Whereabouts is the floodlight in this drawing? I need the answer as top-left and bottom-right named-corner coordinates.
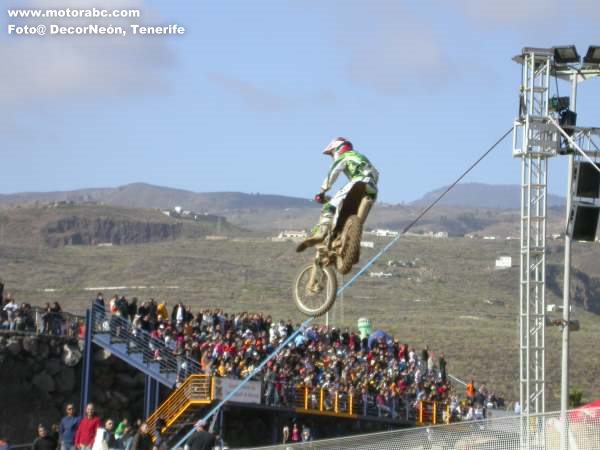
top-left (553, 45), bottom-right (580, 64)
top-left (583, 46), bottom-right (600, 64)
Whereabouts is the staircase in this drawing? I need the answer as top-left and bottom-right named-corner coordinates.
top-left (146, 374), bottom-right (213, 441)
top-left (89, 303), bottom-right (202, 388)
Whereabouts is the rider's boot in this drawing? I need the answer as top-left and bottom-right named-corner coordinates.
top-left (296, 224), bottom-right (327, 253)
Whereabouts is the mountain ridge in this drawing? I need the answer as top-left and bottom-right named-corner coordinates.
top-left (0, 182), bottom-right (566, 212)
top-left (0, 182), bottom-right (315, 212)
top-left (411, 182), bottom-right (565, 209)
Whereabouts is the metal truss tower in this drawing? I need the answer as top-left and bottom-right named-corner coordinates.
top-left (512, 48), bottom-right (557, 419)
top-left (513, 46), bottom-right (600, 449)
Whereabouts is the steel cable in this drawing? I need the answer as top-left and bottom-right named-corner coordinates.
top-left (173, 126), bottom-right (513, 448)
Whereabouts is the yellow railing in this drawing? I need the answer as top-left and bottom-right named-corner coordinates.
top-left (417, 400), bottom-right (448, 425)
top-left (148, 375), bottom-right (442, 437)
top-left (295, 386), bottom-right (355, 417)
top-left (147, 374), bottom-right (212, 436)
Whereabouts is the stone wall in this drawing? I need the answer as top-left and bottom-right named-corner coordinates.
top-left (0, 334), bottom-right (145, 443)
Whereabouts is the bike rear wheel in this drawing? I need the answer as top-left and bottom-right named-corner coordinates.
top-left (293, 263), bottom-right (337, 317)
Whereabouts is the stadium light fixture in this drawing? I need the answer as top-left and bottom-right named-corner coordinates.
top-left (583, 46), bottom-right (600, 64)
top-left (553, 45), bottom-right (580, 64)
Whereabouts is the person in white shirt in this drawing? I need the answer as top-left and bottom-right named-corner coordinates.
top-left (3, 298), bottom-right (18, 331)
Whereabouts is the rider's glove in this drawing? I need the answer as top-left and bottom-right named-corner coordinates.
top-left (314, 193), bottom-right (326, 204)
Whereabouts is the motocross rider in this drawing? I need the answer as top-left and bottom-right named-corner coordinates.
top-left (296, 137), bottom-right (379, 252)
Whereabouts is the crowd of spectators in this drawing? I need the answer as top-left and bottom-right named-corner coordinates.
top-left (281, 421), bottom-right (312, 444)
top-left (29, 403), bottom-right (169, 450)
top-left (1, 285), bottom-right (77, 336)
top-left (93, 293), bottom-right (454, 420)
top-left (446, 379), bottom-right (506, 422)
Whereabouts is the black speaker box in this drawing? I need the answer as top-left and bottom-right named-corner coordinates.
top-left (567, 202), bottom-right (600, 241)
top-left (573, 161), bottom-right (600, 199)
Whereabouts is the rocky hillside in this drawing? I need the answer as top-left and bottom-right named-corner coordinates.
top-left (0, 204), bottom-right (238, 248)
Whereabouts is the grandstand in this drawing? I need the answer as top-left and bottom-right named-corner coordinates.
top-left (83, 302), bottom-right (464, 446)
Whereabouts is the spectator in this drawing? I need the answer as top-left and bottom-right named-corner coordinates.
top-left (301, 425), bottom-right (312, 442)
top-left (0, 437), bottom-right (8, 450)
top-left (59, 403), bottom-right (80, 450)
top-left (116, 296), bottom-right (129, 319)
top-left (128, 298), bottom-right (138, 322)
top-left (33, 424), bottom-right (57, 450)
top-left (50, 302), bottom-right (63, 335)
top-left (114, 418), bottom-right (128, 440)
top-left (466, 379), bottom-right (476, 405)
top-left (291, 424), bottom-right (300, 442)
top-left (438, 353), bottom-right (447, 381)
top-left (171, 302), bottom-right (186, 325)
top-left (75, 403), bottom-right (101, 450)
top-left (41, 303), bottom-right (52, 334)
top-left (94, 419), bottom-right (118, 450)
top-left (108, 295), bottom-right (118, 314)
top-left (3, 297), bottom-right (18, 331)
top-left (118, 426), bottom-right (135, 450)
top-left (130, 423), bottom-right (152, 450)
top-left (94, 293), bottom-right (105, 311)
top-left (185, 420), bottom-right (215, 450)
top-left (282, 423), bottom-right (289, 444)
top-left (153, 419), bottom-right (168, 450)
top-left (156, 302), bottom-right (168, 322)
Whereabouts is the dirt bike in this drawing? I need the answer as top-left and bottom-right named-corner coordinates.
top-left (293, 182), bottom-right (374, 317)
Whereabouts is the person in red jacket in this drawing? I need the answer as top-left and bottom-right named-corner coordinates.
top-left (74, 403), bottom-right (101, 450)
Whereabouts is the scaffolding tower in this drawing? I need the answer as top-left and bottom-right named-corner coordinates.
top-left (513, 48), bottom-right (557, 419)
top-left (513, 47), bottom-right (600, 450)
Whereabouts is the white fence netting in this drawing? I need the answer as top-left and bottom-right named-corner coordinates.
top-left (238, 407), bottom-right (600, 450)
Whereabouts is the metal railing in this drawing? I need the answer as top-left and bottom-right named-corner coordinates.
top-left (264, 382), bottom-right (418, 423)
top-left (90, 303), bottom-right (203, 382)
top-left (416, 400), bottom-right (448, 425)
top-left (146, 374), bottom-right (213, 437)
top-left (0, 306), bottom-right (82, 337)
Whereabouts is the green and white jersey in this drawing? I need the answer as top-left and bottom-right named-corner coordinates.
top-left (320, 150), bottom-right (379, 193)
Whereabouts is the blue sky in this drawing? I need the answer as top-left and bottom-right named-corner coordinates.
top-left (2, 0), bottom-right (600, 203)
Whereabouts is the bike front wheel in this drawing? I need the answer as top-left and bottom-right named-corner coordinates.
top-left (293, 263), bottom-right (338, 317)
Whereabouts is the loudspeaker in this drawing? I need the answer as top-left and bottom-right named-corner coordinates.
top-left (559, 109), bottom-right (577, 136)
top-left (567, 202), bottom-right (600, 241)
top-left (573, 161), bottom-right (600, 199)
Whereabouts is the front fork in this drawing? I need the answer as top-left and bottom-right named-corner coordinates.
top-left (306, 261), bottom-right (321, 293)
top-left (307, 229), bottom-right (333, 292)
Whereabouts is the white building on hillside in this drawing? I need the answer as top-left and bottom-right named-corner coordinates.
top-left (369, 271), bottom-right (393, 278)
top-left (495, 256), bottom-right (512, 269)
top-left (373, 229), bottom-right (399, 237)
top-left (273, 230), bottom-right (308, 242)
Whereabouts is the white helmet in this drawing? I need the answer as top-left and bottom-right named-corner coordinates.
top-left (322, 137), bottom-right (353, 159)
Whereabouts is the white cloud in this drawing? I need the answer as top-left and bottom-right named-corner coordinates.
top-left (0, 0), bottom-right (175, 109)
